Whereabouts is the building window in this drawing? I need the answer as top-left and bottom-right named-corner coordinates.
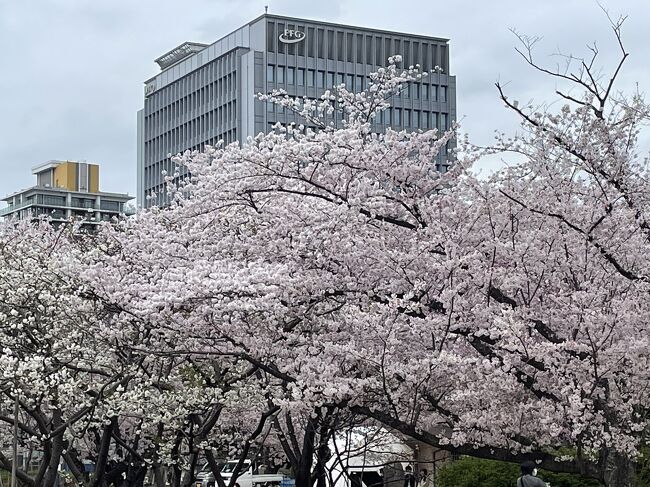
top-left (287, 24), bottom-right (296, 55)
top-left (385, 38), bottom-right (392, 63)
top-left (422, 112), bottom-right (428, 129)
top-left (337, 31), bottom-right (344, 62)
top-left (415, 83), bottom-right (420, 99)
top-left (347, 33), bottom-right (354, 63)
top-left (327, 71), bottom-right (335, 87)
top-left (346, 74), bottom-right (354, 88)
top-left (394, 108), bottom-right (401, 125)
top-left (376, 36), bottom-right (383, 66)
top-left (414, 42), bottom-right (420, 68)
top-left (297, 68), bottom-right (305, 86)
top-left (404, 41), bottom-right (410, 67)
top-left (440, 45), bottom-right (447, 72)
top-left (277, 66), bottom-right (285, 84)
top-left (327, 30), bottom-right (334, 60)
top-left (432, 85), bottom-right (438, 101)
top-left (278, 23), bottom-right (285, 54)
top-left (307, 27), bottom-right (315, 57)
top-left (297, 26), bottom-right (305, 56)
top-left (355, 75), bottom-right (363, 92)
top-left (307, 69), bottom-right (315, 87)
top-left (423, 84), bottom-right (429, 101)
top-left (318, 29), bottom-right (325, 58)
top-left (338, 73), bottom-right (345, 86)
top-left (366, 36), bottom-right (373, 65)
top-left (42, 195), bottom-right (66, 205)
top-left (317, 70), bottom-right (325, 88)
top-left (267, 22), bottom-right (275, 53)
top-left (414, 110), bottom-right (420, 127)
top-left (431, 112), bottom-right (438, 130)
top-left (101, 201), bottom-right (120, 211)
top-left (404, 109), bottom-right (411, 126)
top-left (356, 34), bottom-right (363, 63)
top-left (440, 86), bottom-right (447, 103)
top-left (440, 113), bottom-right (448, 130)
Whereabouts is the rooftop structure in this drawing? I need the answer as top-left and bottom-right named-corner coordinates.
top-left (155, 42), bottom-right (210, 70)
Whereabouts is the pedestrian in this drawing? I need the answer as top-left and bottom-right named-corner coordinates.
top-left (418, 468), bottom-right (429, 487)
top-left (403, 465), bottom-right (416, 487)
top-left (517, 461), bottom-right (548, 487)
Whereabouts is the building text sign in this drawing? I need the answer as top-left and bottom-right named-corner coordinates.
top-left (279, 29), bottom-right (305, 44)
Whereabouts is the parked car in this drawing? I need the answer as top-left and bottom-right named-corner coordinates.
top-left (195, 460), bottom-right (290, 487)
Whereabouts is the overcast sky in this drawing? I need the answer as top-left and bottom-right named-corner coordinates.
top-left (1, 0), bottom-right (648, 202)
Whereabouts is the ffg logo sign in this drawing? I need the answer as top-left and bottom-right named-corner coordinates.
top-left (279, 29), bottom-right (305, 44)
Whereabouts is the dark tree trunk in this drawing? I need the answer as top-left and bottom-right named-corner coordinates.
top-left (169, 433), bottom-right (183, 487)
top-left (42, 410), bottom-right (65, 487)
top-left (92, 417), bottom-right (116, 487)
top-left (122, 464), bottom-right (147, 487)
top-left (314, 420), bottom-right (331, 487)
top-left (205, 450), bottom-right (225, 487)
top-left (153, 465), bottom-right (168, 487)
top-left (294, 419), bottom-right (316, 487)
top-left (181, 449), bottom-right (199, 487)
top-left (602, 449), bottom-right (635, 487)
top-left (105, 462), bottom-right (128, 486)
top-left (63, 450), bottom-right (86, 486)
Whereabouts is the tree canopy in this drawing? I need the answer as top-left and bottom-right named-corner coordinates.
top-left (1, 21), bottom-right (649, 487)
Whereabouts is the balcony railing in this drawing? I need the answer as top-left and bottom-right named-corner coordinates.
top-left (0, 201), bottom-right (33, 216)
top-left (2, 199), bottom-right (131, 218)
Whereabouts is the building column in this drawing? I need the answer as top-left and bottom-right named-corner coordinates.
top-left (95, 195), bottom-right (101, 222)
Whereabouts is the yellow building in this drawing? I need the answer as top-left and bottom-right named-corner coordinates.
top-left (1, 160), bottom-right (133, 225)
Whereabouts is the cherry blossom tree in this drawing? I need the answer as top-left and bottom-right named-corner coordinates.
top-left (0, 221), bottom-right (129, 486)
top-left (86, 55), bottom-right (457, 486)
top-left (85, 18), bottom-right (650, 485)
top-left (4, 17), bottom-right (645, 487)
top-left (0, 222), bottom-right (287, 487)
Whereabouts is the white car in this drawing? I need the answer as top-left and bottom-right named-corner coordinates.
top-left (195, 460), bottom-right (288, 487)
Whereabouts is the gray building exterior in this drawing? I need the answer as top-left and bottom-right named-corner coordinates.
top-left (137, 14), bottom-right (456, 208)
top-left (1, 160), bottom-right (133, 226)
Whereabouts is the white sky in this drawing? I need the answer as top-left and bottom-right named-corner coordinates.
top-left (0, 0), bottom-right (648, 201)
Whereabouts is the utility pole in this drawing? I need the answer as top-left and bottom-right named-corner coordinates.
top-left (11, 391), bottom-right (18, 487)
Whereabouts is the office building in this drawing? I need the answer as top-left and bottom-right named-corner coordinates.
top-left (1, 160), bottom-right (134, 225)
top-left (138, 14), bottom-right (457, 207)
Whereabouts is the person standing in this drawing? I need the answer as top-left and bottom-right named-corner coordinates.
top-left (517, 461), bottom-right (548, 487)
top-left (403, 466), bottom-right (416, 487)
top-left (417, 468), bottom-right (430, 487)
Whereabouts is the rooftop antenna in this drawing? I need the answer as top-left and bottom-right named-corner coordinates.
top-left (265, 5), bottom-right (268, 13)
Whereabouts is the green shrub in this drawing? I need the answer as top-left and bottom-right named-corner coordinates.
top-left (637, 447), bottom-right (650, 487)
top-left (435, 457), bottom-right (602, 487)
